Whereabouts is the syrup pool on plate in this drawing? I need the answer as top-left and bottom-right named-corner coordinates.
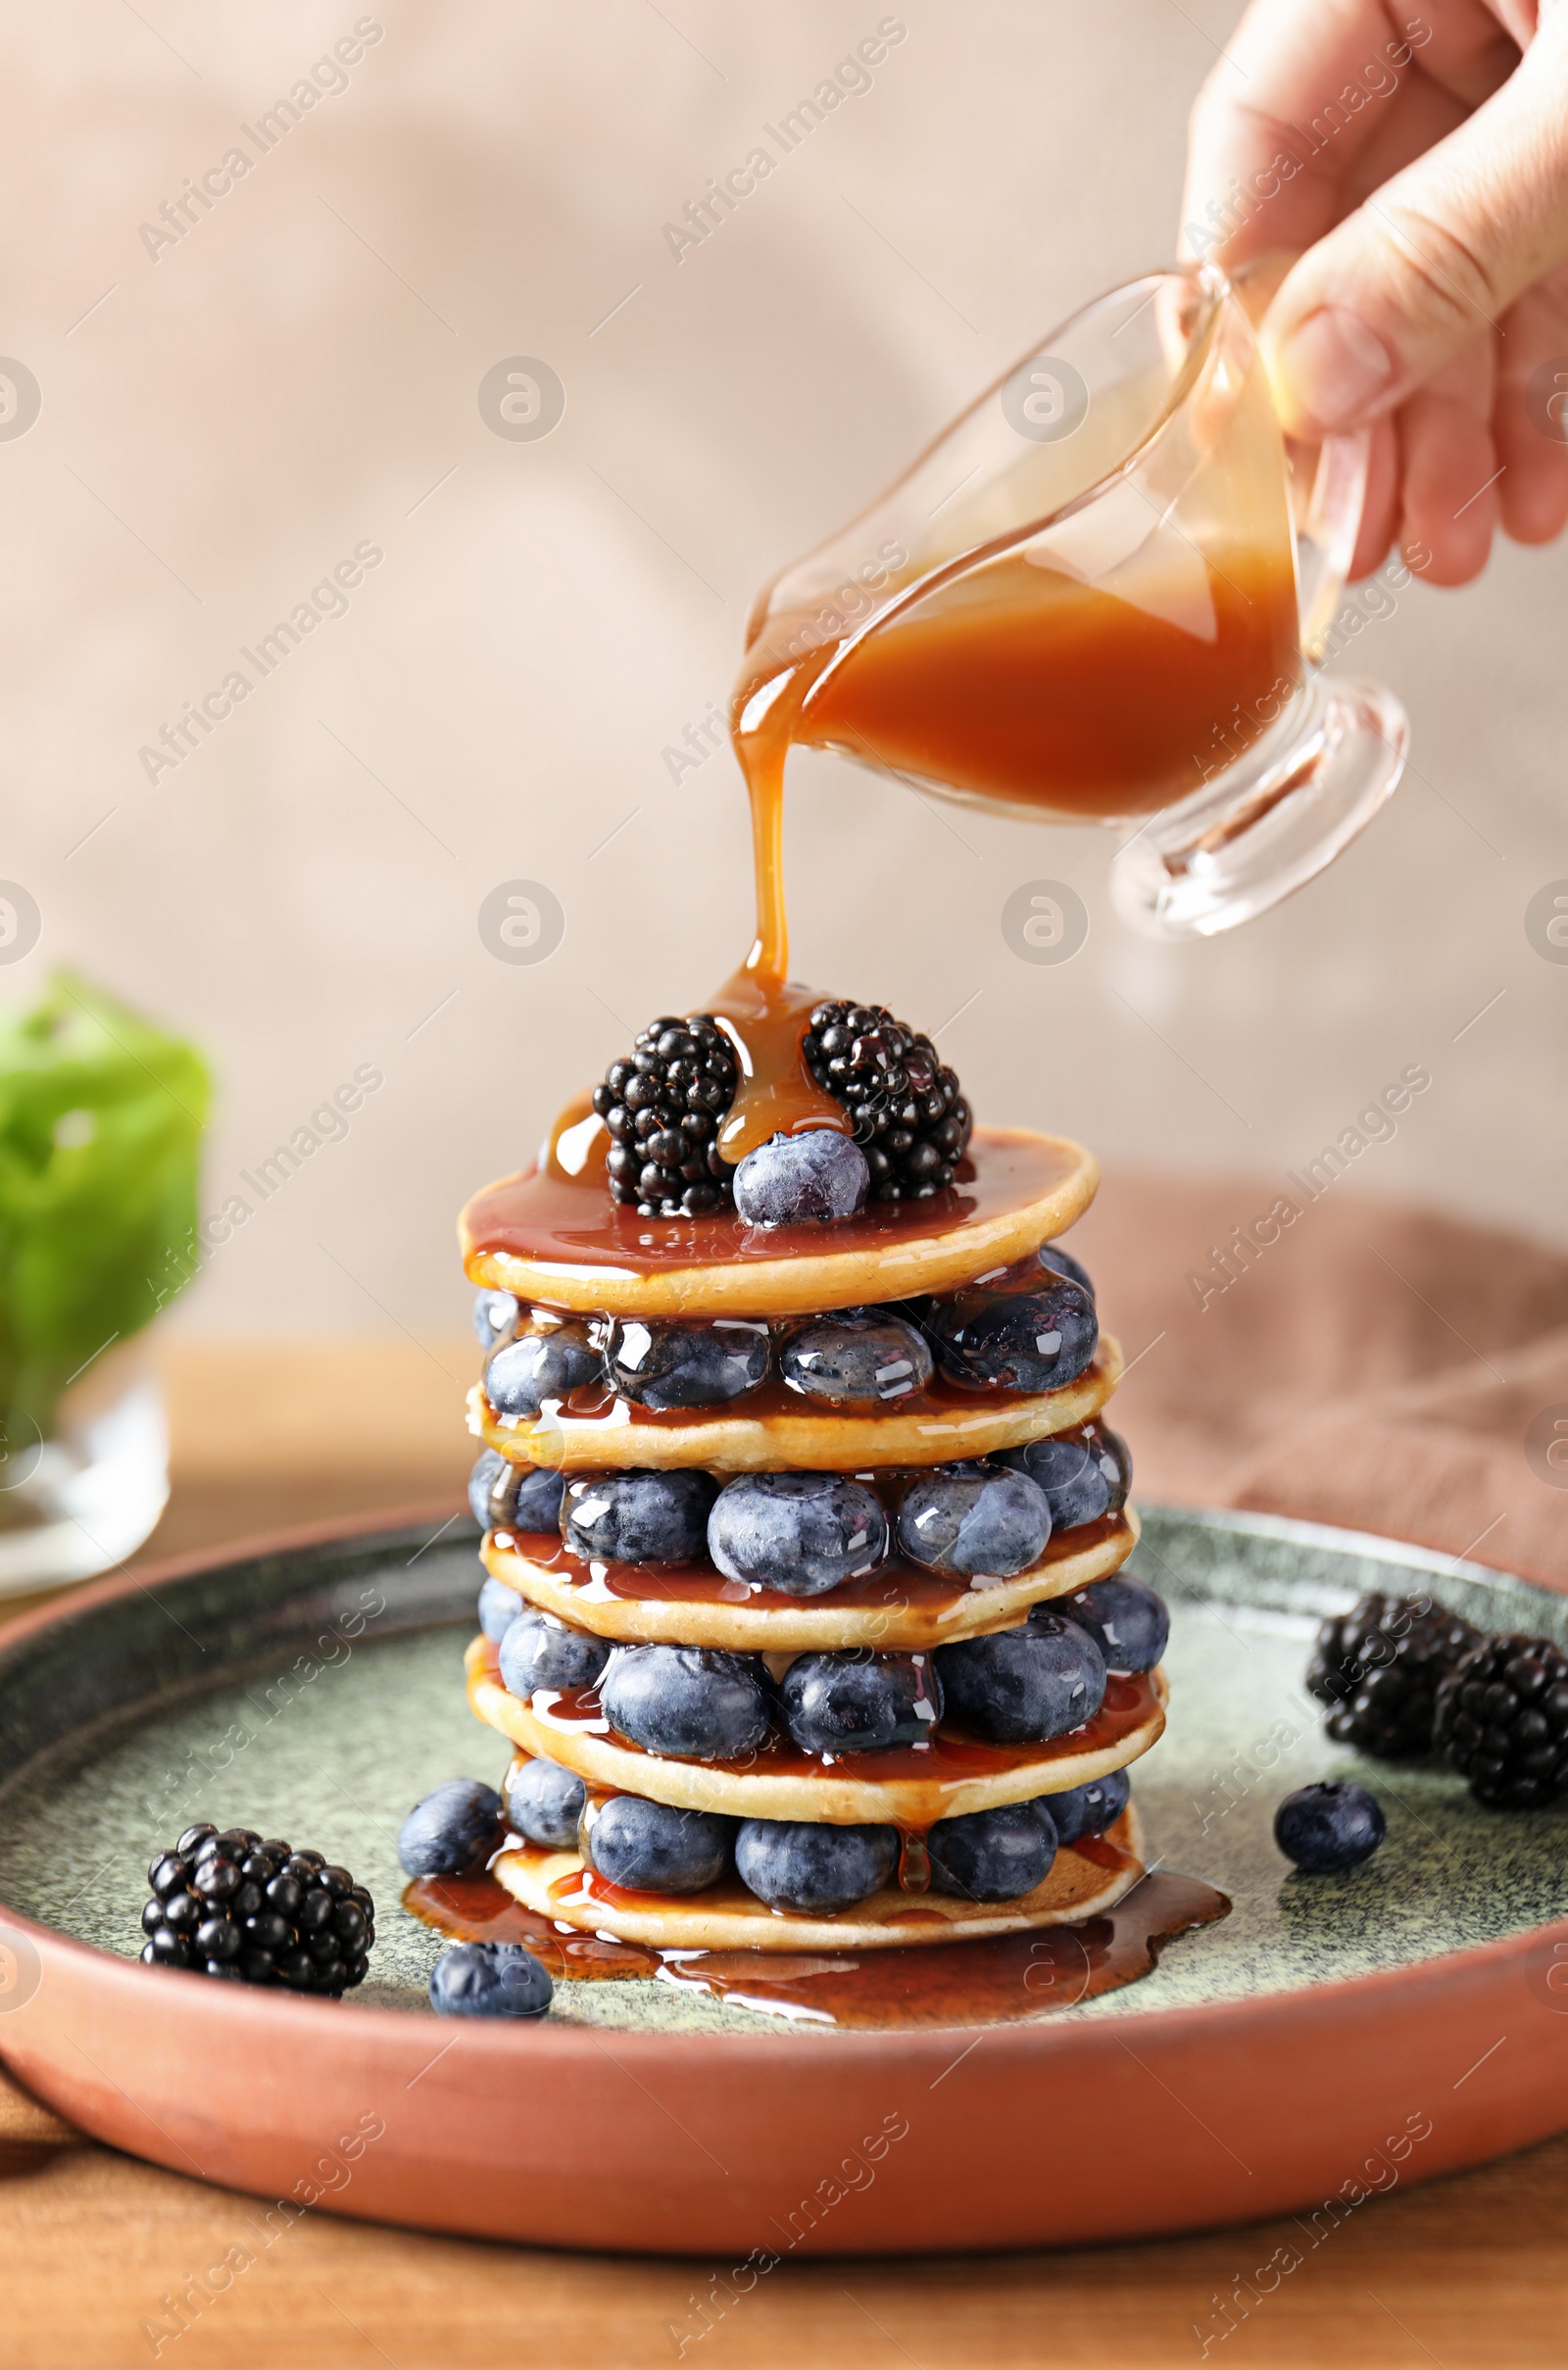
top-left (405, 1866), bottom-right (1230, 2030)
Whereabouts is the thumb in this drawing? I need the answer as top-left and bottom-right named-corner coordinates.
top-left (1263, 24), bottom-right (1568, 437)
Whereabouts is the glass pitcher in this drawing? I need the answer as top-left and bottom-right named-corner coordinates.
top-left (735, 260), bottom-right (1408, 940)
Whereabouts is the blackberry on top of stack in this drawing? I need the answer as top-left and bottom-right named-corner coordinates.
top-left (456, 996), bottom-right (1172, 1951)
top-left (592, 1003), bottom-right (971, 1219)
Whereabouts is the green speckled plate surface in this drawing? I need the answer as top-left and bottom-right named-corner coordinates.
top-left (2, 1505), bottom-right (1566, 2033)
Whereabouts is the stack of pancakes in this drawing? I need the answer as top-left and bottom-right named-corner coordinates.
top-left (458, 1126), bottom-right (1166, 1952)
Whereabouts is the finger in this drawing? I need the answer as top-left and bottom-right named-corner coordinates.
top-left (1337, 66), bottom-right (1472, 211)
top-left (1492, 272), bottom-right (1568, 543)
top-left (1182, 0), bottom-right (1437, 262)
top-left (1348, 414), bottom-right (1400, 579)
top-left (1493, 389), bottom-right (1568, 540)
top-left (1180, 0), bottom-right (1508, 266)
top-left (1395, 338), bottom-right (1499, 585)
top-left (1261, 14), bottom-right (1568, 438)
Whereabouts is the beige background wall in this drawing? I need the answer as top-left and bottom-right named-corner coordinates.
top-left (3, 0), bottom-right (1563, 1341)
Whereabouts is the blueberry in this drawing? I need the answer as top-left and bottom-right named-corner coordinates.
top-left (734, 1818), bottom-right (898, 1913)
top-left (934, 1616), bottom-right (1105, 1743)
top-left (600, 1645), bottom-right (772, 1760)
top-left (1038, 1241), bottom-right (1094, 1299)
top-left (429, 1941), bottom-right (554, 2018)
top-left (897, 1463), bottom-right (1051, 1577)
top-left (506, 1756), bottom-right (586, 1850)
top-left (501, 1463), bottom-right (568, 1535)
top-left (468, 1447), bottom-right (508, 1529)
top-left (995, 1421), bottom-right (1131, 1529)
top-left (562, 1470), bottom-right (717, 1565)
top-left (733, 1129), bottom-right (870, 1225)
top-left (477, 1575), bottom-right (523, 1643)
top-left (780, 1309), bottom-right (933, 1406)
top-left (472, 1287), bottom-right (519, 1352)
top-left (1047, 1767), bottom-right (1130, 1845)
top-left (499, 1610), bottom-right (612, 1700)
top-left (486, 1321), bottom-right (601, 1418)
top-left (397, 1778), bottom-right (504, 1878)
top-left (707, 1471), bottom-right (888, 1597)
top-left (913, 1269), bottom-right (1098, 1394)
top-left (604, 1319), bottom-right (769, 1409)
top-left (471, 1452), bottom-right (567, 1537)
top-left (780, 1652), bottom-right (942, 1753)
top-left (1048, 1577), bottom-right (1167, 1673)
top-left (928, 1800), bottom-right (1058, 1901)
top-left (583, 1795), bottom-right (734, 1893)
top-left (1274, 1782), bottom-right (1385, 1873)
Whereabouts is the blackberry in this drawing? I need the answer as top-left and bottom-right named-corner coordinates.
top-left (139, 1824), bottom-right (374, 1994)
top-left (803, 1001), bottom-right (971, 1201)
top-left (1306, 1593), bottom-right (1483, 1759)
top-left (1435, 1634), bottom-right (1568, 1807)
top-left (592, 1015), bottom-right (738, 1217)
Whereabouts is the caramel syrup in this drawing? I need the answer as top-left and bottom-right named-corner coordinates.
top-left (517, 1754), bottom-right (1109, 1901)
top-left (896, 1830), bottom-right (932, 1895)
top-left (524, 1667), bottom-right (1155, 1789)
top-left (462, 1125), bottom-right (1085, 1291)
top-left (471, 1637), bottom-right (1160, 1825)
top-left (707, 966), bottom-right (845, 1160)
top-left (490, 1512), bottom-right (1125, 1632)
top-left (479, 1345), bottom-right (1114, 1445)
top-left (404, 1866), bottom-right (1230, 2030)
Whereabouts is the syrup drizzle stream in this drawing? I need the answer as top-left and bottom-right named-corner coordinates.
top-left (896, 1831), bottom-right (932, 1895)
top-left (529, 578), bottom-right (844, 1180)
top-left (710, 625), bottom-right (843, 1156)
top-left (705, 963), bottom-right (845, 1161)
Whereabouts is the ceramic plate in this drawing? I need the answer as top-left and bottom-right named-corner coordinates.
top-left (2, 1505), bottom-right (1567, 2254)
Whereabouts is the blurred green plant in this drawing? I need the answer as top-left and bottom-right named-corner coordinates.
top-left (0, 971), bottom-right (209, 1439)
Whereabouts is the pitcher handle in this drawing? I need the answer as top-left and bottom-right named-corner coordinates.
top-left (1227, 251), bottom-right (1372, 667)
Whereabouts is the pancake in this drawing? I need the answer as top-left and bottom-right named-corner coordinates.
top-left (467, 1640), bottom-right (1165, 1825)
top-left (490, 1803), bottom-right (1147, 1950)
top-left (461, 1126), bottom-right (1097, 1317)
top-left (471, 1336), bottom-right (1122, 1473)
top-left (480, 1507), bottom-right (1139, 1652)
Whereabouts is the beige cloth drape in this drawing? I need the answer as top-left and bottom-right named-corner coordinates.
top-left (1071, 1178), bottom-right (1568, 1589)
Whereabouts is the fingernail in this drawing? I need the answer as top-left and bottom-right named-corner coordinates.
top-left (1277, 307), bottom-right (1395, 430)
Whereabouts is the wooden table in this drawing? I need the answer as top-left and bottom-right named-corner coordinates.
top-left (2, 1338), bottom-right (1565, 2368)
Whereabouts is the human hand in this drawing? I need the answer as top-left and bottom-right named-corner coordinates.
top-left (1181, 0), bottom-right (1568, 583)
